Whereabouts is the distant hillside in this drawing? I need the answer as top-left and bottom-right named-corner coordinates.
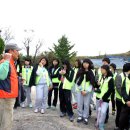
top-left (77, 50), bottom-right (130, 59)
top-left (114, 51), bottom-right (130, 56)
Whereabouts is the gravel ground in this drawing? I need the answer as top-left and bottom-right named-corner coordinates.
top-left (12, 87), bottom-right (115, 130)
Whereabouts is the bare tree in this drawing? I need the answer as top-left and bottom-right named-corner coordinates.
top-left (0, 28), bottom-right (14, 44)
top-left (33, 40), bottom-right (43, 64)
top-left (23, 37), bottom-right (32, 57)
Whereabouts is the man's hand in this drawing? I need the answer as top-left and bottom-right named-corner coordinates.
top-left (126, 101), bottom-right (130, 107)
top-left (3, 53), bottom-right (12, 61)
top-left (0, 59), bottom-right (5, 64)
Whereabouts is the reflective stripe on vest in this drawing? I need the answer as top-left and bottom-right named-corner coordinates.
top-left (52, 67), bottom-right (60, 83)
top-left (122, 77), bottom-right (130, 104)
top-left (98, 68), bottom-right (102, 81)
top-left (92, 69), bottom-right (96, 76)
top-left (116, 73), bottom-right (125, 100)
top-left (22, 66), bottom-right (33, 86)
top-left (35, 67), bottom-right (50, 86)
top-left (96, 77), bottom-right (112, 99)
top-left (73, 68), bottom-right (78, 80)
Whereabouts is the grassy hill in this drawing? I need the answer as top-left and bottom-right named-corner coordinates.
top-left (77, 50), bottom-right (130, 59)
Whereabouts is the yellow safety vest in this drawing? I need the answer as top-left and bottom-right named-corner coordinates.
top-left (122, 77), bottom-right (130, 104)
top-left (52, 67), bottom-right (60, 83)
top-left (22, 66), bottom-right (33, 86)
top-left (96, 76), bottom-right (112, 99)
top-left (98, 68), bottom-right (102, 81)
top-left (76, 74), bottom-right (91, 92)
top-left (115, 73), bottom-right (125, 100)
top-left (35, 66), bottom-right (50, 87)
top-left (62, 70), bottom-right (74, 90)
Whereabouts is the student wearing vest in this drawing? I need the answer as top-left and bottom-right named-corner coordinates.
top-left (95, 65), bottom-right (114, 130)
top-left (114, 64), bottom-right (127, 130)
top-left (110, 63), bottom-right (117, 115)
top-left (21, 58), bottom-right (33, 108)
top-left (0, 43), bottom-right (21, 130)
top-left (58, 60), bottom-right (74, 122)
top-left (75, 59), bottom-right (95, 125)
top-left (47, 59), bottom-right (60, 110)
top-left (29, 57), bottom-right (52, 114)
top-left (72, 59), bottom-right (81, 109)
top-left (97, 58), bottom-right (111, 80)
top-left (97, 57), bottom-right (111, 124)
top-left (119, 63), bottom-right (130, 130)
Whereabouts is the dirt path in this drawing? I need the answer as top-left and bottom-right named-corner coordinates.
top-left (12, 87), bottom-right (115, 130)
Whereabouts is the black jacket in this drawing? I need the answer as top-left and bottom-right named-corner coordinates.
top-left (29, 64), bottom-right (39, 87)
top-left (96, 76), bottom-right (114, 102)
top-left (58, 68), bottom-right (74, 89)
top-left (49, 66), bottom-right (61, 87)
top-left (121, 78), bottom-right (130, 103)
top-left (75, 69), bottom-right (95, 87)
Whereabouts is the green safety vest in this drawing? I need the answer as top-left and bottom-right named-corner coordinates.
top-left (22, 66), bottom-right (33, 86)
top-left (96, 76), bottom-right (112, 99)
top-left (122, 77), bottom-right (130, 104)
top-left (76, 74), bottom-right (91, 92)
top-left (72, 67), bottom-right (79, 87)
top-left (115, 73), bottom-right (125, 100)
top-left (52, 67), bottom-right (60, 83)
top-left (35, 66), bottom-right (50, 87)
top-left (98, 68), bottom-right (102, 80)
top-left (62, 70), bottom-right (74, 90)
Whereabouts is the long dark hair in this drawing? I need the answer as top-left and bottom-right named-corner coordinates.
top-left (39, 57), bottom-right (48, 68)
top-left (75, 59), bottom-right (95, 85)
top-left (101, 65), bottom-right (112, 77)
top-left (52, 58), bottom-right (60, 68)
top-left (75, 59), bottom-right (81, 69)
top-left (62, 60), bottom-right (71, 74)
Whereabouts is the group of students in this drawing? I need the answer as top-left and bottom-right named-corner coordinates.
top-left (17, 56), bottom-right (130, 130)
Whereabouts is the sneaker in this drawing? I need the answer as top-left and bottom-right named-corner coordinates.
top-left (47, 106), bottom-right (51, 109)
top-left (41, 109), bottom-right (45, 114)
top-left (77, 117), bottom-right (83, 123)
top-left (60, 112), bottom-right (66, 117)
top-left (83, 118), bottom-right (88, 125)
top-left (34, 109), bottom-right (39, 113)
top-left (29, 103), bottom-right (33, 108)
top-left (51, 106), bottom-right (56, 110)
top-left (69, 116), bottom-right (74, 122)
top-left (112, 110), bottom-right (116, 115)
top-left (21, 103), bottom-right (25, 108)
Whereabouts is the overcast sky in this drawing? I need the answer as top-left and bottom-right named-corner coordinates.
top-left (0, 0), bottom-right (130, 56)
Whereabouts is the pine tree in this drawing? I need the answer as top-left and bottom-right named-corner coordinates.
top-left (51, 35), bottom-right (77, 62)
top-left (0, 38), bottom-right (5, 55)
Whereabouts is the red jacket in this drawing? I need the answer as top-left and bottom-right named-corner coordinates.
top-left (0, 58), bottom-right (18, 98)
